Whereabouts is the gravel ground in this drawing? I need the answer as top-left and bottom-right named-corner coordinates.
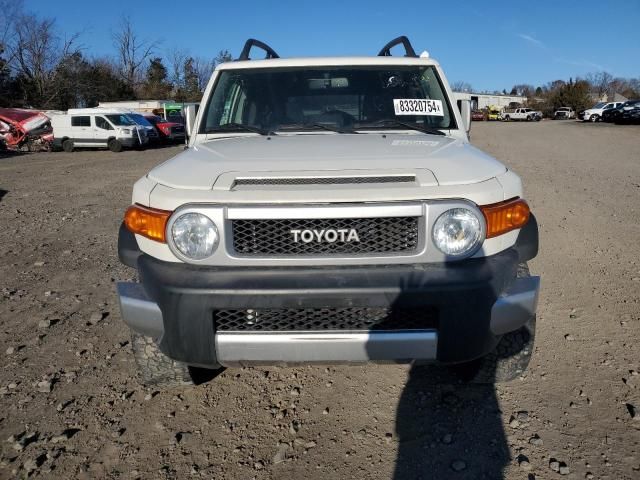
top-left (0, 121), bottom-right (639, 479)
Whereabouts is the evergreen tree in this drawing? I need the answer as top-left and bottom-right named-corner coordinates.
top-left (141, 57), bottom-right (172, 99)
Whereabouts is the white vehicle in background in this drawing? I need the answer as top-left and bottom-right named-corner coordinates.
top-left (553, 107), bottom-right (575, 119)
top-left (51, 108), bottom-right (148, 152)
top-left (581, 102), bottom-right (624, 122)
top-left (501, 108), bottom-right (542, 122)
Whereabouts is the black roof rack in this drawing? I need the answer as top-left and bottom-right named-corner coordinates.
top-left (377, 36), bottom-right (418, 58)
top-left (238, 39), bottom-right (280, 61)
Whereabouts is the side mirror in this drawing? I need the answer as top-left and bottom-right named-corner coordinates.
top-left (184, 104), bottom-right (197, 138)
top-left (457, 99), bottom-right (471, 135)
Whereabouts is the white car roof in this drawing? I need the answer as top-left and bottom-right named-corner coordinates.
top-left (217, 56), bottom-right (440, 71)
top-left (67, 107), bottom-right (135, 115)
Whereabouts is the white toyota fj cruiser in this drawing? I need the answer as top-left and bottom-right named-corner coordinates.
top-left (117, 37), bottom-right (540, 386)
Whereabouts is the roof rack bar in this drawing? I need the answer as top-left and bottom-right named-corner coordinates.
top-left (238, 39), bottom-right (280, 61)
top-left (377, 36), bottom-right (418, 58)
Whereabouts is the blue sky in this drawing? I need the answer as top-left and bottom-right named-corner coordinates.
top-left (25, 0), bottom-right (640, 92)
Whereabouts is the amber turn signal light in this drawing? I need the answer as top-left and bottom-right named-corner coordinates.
top-left (481, 198), bottom-right (530, 239)
top-left (124, 204), bottom-right (172, 243)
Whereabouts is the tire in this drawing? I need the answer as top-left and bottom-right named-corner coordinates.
top-left (438, 263), bottom-right (536, 384)
top-left (131, 332), bottom-right (223, 387)
top-left (504, 115), bottom-right (510, 121)
top-left (526, 115), bottom-right (532, 121)
top-left (62, 139), bottom-right (74, 152)
top-left (590, 114), bottom-right (599, 122)
top-left (108, 139), bottom-right (123, 152)
top-left (131, 333), bottom-right (194, 387)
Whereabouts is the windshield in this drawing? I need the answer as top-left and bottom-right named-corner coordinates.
top-left (106, 114), bottom-right (135, 126)
top-left (592, 102), bottom-right (605, 109)
top-left (128, 113), bottom-right (153, 127)
top-left (201, 66), bottom-right (456, 134)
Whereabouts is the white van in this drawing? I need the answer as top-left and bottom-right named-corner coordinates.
top-left (51, 108), bottom-right (148, 152)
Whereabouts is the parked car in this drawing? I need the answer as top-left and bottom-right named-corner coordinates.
top-left (0, 108), bottom-right (53, 151)
top-left (143, 114), bottom-right (186, 143)
top-left (471, 110), bottom-right (485, 121)
top-left (125, 112), bottom-right (160, 144)
top-left (116, 36), bottom-right (540, 387)
top-left (581, 102), bottom-right (624, 122)
top-left (602, 100), bottom-right (640, 123)
top-left (615, 103), bottom-right (640, 125)
top-left (486, 106), bottom-right (501, 121)
top-left (51, 109), bottom-right (148, 152)
top-left (553, 107), bottom-right (575, 119)
top-left (501, 108), bottom-right (542, 121)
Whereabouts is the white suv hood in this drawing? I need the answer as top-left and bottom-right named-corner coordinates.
top-left (148, 134), bottom-right (506, 190)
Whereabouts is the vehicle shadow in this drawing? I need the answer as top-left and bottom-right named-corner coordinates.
top-left (366, 257), bottom-right (535, 479)
top-left (0, 189), bottom-right (7, 203)
top-left (392, 369), bottom-right (508, 479)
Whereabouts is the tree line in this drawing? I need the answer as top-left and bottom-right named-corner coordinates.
top-left (0, 1), bottom-right (231, 110)
top-left (453, 71), bottom-right (640, 116)
top-left (3, 1), bottom-right (639, 113)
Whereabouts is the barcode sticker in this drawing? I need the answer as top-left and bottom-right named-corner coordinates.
top-left (393, 99), bottom-right (444, 116)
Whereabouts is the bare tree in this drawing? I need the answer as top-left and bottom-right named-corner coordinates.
top-left (511, 84), bottom-right (534, 97)
top-left (112, 16), bottom-right (159, 91)
top-left (585, 71), bottom-right (613, 98)
top-left (9, 12), bottom-right (79, 107)
top-left (451, 81), bottom-right (473, 93)
top-left (167, 47), bottom-right (188, 89)
top-left (192, 57), bottom-right (215, 91)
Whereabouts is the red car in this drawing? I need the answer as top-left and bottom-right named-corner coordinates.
top-left (471, 110), bottom-right (486, 121)
top-left (143, 115), bottom-right (186, 143)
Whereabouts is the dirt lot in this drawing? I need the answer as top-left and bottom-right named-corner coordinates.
top-left (1, 121), bottom-right (639, 480)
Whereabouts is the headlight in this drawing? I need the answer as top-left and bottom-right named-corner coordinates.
top-left (432, 208), bottom-right (483, 256)
top-left (171, 213), bottom-right (219, 260)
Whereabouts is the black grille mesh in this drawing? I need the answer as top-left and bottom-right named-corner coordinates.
top-left (233, 176), bottom-right (415, 187)
top-left (232, 217), bottom-right (419, 256)
top-left (215, 307), bottom-right (438, 331)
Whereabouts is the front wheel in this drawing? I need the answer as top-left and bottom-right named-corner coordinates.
top-left (108, 139), bottom-right (123, 152)
top-left (62, 139), bottom-right (74, 152)
top-left (444, 263), bottom-right (536, 383)
top-left (504, 115), bottom-right (510, 121)
top-left (131, 333), bottom-right (223, 387)
top-left (590, 114), bottom-right (599, 122)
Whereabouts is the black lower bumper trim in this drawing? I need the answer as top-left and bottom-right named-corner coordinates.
top-left (137, 249), bottom-right (519, 366)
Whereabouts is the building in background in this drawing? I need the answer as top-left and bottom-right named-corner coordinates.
top-left (453, 92), bottom-right (526, 110)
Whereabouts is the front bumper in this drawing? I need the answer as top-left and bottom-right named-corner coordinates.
top-left (120, 137), bottom-right (148, 147)
top-left (117, 216), bottom-right (539, 368)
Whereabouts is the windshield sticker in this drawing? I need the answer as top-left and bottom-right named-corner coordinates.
top-left (393, 99), bottom-right (444, 116)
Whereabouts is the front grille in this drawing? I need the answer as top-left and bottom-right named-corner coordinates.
top-left (231, 217), bottom-right (419, 256)
top-left (233, 176), bottom-right (415, 187)
top-left (215, 307), bottom-right (438, 331)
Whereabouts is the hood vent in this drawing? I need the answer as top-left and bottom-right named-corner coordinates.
top-left (232, 175), bottom-right (416, 190)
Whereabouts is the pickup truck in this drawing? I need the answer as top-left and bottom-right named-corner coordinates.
top-left (501, 108), bottom-right (542, 122)
top-left (581, 102), bottom-right (624, 122)
top-left (553, 107), bottom-right (575, 119)
top-left (116, 36), bottom-right (540, 387)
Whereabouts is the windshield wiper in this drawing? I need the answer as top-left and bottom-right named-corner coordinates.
top-left (204, 123), bottom-right (274, 136)
top-left (354, 119), bottom-right (445, 136)
top-left (277, 123), bottom-right (355, 134)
